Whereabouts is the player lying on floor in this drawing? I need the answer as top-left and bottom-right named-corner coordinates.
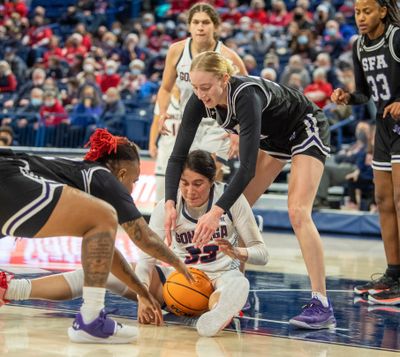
top-left (1, 150), bottom-right (268, 336)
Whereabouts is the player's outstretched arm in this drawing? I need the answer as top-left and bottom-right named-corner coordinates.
top-left (122, 217), bottom-right (194, 283)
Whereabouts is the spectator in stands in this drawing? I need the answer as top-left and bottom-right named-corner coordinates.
top-left (98, 60), bottom-right (121, 93)
top-left (220, 0), bottom-right (242, 24)
top-left (287, 72), bottom-right (304, 91)
top-left (23, 14), bottom-right (52, 66)
top-left (248, 22), bottom-right (273, 60)
top-left (0, 60), bottom-right (17, 93)
top-left (15, 88), bottom-right (44, 129)
top-left (61, 78), bottom-right (80, 109)
top-left (46, 56), bottom-right (64, 80)
top-left (292, 6), bottom-right (313, 30)
top-left (39, 90), bottom-right (67, 127)
top-left (314, 52), bottom-right (339, 88)
top-left (268, 0), bottom-right (291, 27)
top-left (304, 68), bottom-right (333, 109)
top-left (77, 57), bottom-right (99, 85)
top-left (279, 54), bottom-right (311, 88)
top-left (120, 34), bottom-right (147, 66)
top-left (291, 29), bottom-right (318, 63)
top-left (0, 125), bottom-right (14, 146)
top-left (243, 54), bottom-right (259, 76)
top-left (219, 21), bottom-right (235, 42)
top-left (4, 47), bottom-right (27, 83)
top-left (345, 139), bottom-right (374, 211)
top-left (334, 12), bottom-right (357, 42)
top-left (75, 23), bottom-right (92, 52)
top-left (42, 36), bottom-right (63, 67)
top-left (314, 4), bottom-right (331, 36)
top-left (5, 67), bottom-right (46, 109)
top-left (63, 33), bottom-right (87, 65)
top-left (100, 87), bottom-right (126, 135)
top-left (322, 20), bottom-right (346, 60)
top-left (70, 84), bottom-right (102, 127)
top-left (314, 121), bottom-right (371, 209)
top-left (246, 0), bottom-right (268, 24)
top-left (260, 67), bottom-right (277, 81)
top-left (119, 59), bottom-right (147, 99)
top-left (263, 52), bottom-right (280, 76)
top-left (234, 17), bottom-right (254, 50)
top-left (58, 6), bottom-right (81, 27)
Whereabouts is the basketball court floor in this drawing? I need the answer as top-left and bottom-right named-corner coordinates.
top-left (0, 231), bottom-right (398, 356)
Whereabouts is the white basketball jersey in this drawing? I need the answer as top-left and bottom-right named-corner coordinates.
top-left (175, 38), bottom-right (222, 113)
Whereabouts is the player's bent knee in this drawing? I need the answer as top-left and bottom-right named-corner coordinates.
top-left (63, 269), bottom-right (84, 299)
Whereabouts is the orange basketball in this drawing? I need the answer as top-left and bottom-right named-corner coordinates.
top-left (163, 267), bottom-right (214, 317)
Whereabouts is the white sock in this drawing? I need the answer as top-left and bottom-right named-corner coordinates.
top-left (80, 287), bottom-right (106, 324)
top-left (312, 291), bottom-right (329, 307)
top-left (4, 279), bottom-right (32, 300)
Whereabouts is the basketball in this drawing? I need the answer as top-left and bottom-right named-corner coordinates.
top-left (163, 267), bottom-right (214, 317)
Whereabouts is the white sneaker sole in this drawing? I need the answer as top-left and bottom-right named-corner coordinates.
top-left (68, 326), bottom-right (138, 344)
top-left (196, 279), bottom-right (249, 337)
top-left (289, 317), bottom-right (337, 330)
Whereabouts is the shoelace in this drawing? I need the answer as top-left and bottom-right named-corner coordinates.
top-left (301, 302), bottom-right (326, 315)
top-left (99, 308), bottom-right (123, 329)
top-left (368, 273), bottom-right (395, 285)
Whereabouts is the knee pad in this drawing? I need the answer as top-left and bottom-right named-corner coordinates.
top-left (63, 269), bottom-right (84, 299)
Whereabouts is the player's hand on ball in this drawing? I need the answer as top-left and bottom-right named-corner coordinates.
top-left (138, 291), bottom-right (164, 326)
top-left (331, 88), bottom-right (350, 105)
top-left (176, 260), bottom-right (195, 284)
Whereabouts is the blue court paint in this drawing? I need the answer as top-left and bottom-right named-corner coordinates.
top-left (8, 271), bottom-right (400, 352)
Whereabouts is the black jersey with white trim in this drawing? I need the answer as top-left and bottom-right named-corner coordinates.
top-left (0, 150), bottom-right (141, 224)
top-left (351, 25), bottom-right (400, 116)
top-left (165, 76), bottom-right (315, 211)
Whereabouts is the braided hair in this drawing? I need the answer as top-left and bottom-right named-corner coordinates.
top-left (377, 0), bottom-right (400, 27)
top-left (84, 129), bottom-right (139, 172)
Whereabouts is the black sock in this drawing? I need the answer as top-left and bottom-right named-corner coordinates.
top-left (386, 265), bottom-right (400, 279)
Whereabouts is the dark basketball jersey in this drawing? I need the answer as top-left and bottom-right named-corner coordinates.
top-left (352, 24), bottom-right (400, 117)
top-left (165, 76), bottom-right (322, 211)
top-left (0, 150), bottom-right (141, 224)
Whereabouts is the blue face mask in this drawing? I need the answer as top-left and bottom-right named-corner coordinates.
top-left (326, 28), bottom-right (337, 36)
top-left (31, 98), bottom-right (42, 106)
top-left (131, 69), bottom-right (141, 75)
top-left (106, 68), bottom-right (115, 75)
top-left (297, 35), bottom-right (308, 45)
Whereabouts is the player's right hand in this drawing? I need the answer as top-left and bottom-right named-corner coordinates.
top-left (159, 113), bottom-right (172, 135)
top-left (176, 260), bottom-right (195, 284)
top-left (164, 200), bottom-right (177, 246)
top-left (331, 88), bottom-right (351, 105)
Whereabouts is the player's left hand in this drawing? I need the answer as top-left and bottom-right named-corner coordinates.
top-left (193, 206), bottom-right (223, 248)
top-left (137, 291), bottom-right (164, 326)
top-left (383, 102), bottom-right (400, 120)
top-left (215, 238), bottom-right (248, 262)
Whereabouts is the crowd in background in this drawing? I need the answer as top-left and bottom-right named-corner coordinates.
top-left (0, 0), bottom-right (375, 211)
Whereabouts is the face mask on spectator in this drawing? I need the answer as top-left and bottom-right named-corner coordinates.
top-left (113, 28), bottom-right (121, 36)
top-left (143, 21), bottom-right (153, 28)
top-left (106, 68), bottom-right (116, 75)
top-left (240, 23), bottom-right (250, 31)
top-left (356, 130), bottom-right (368, 145)
top-left (326, 28), bottom-right (337, 37)
top-left (297, 35), bottom-right (308, 45)
top-left (106, 40), bottom-right (115, 47)
top-left (131, 68), bottom-right (141, 75)
top-left (31, 98), bottom-right (43, 106)
top-left (294, 13), bottom-right (303, 21)
top-left (84, 64), bottom-right (94, 73)
top-left (177, 30), bottom-right (187, 38)
top-left (44, 99), bottom-right (55, 107)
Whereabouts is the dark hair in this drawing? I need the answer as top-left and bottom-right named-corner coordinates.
top-left (84, 129), bottom-right (140, 170)
top-left (183, 150), bottom-right (216, 182)
top-left (377, 0), bottom-right (400, 27)
top-left (187, 2), bottom-right (220, 40)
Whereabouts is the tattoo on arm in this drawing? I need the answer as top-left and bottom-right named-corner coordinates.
top-left (122, 218), bottom-right (180, 266)
top-left (111, 249), bottom-right (147, 296)
top-left (81, 232), bottom-right (114, 287)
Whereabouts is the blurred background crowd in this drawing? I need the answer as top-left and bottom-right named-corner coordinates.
top-left (0, 0), bottom-right (377, 211)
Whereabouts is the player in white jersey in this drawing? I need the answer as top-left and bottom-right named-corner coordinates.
top-left (149, 86), bottom-right (181, 201)
top-left (2, 150), bottom-right (268, 336)
top-left (155, 2), bottom-right (247, 179)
